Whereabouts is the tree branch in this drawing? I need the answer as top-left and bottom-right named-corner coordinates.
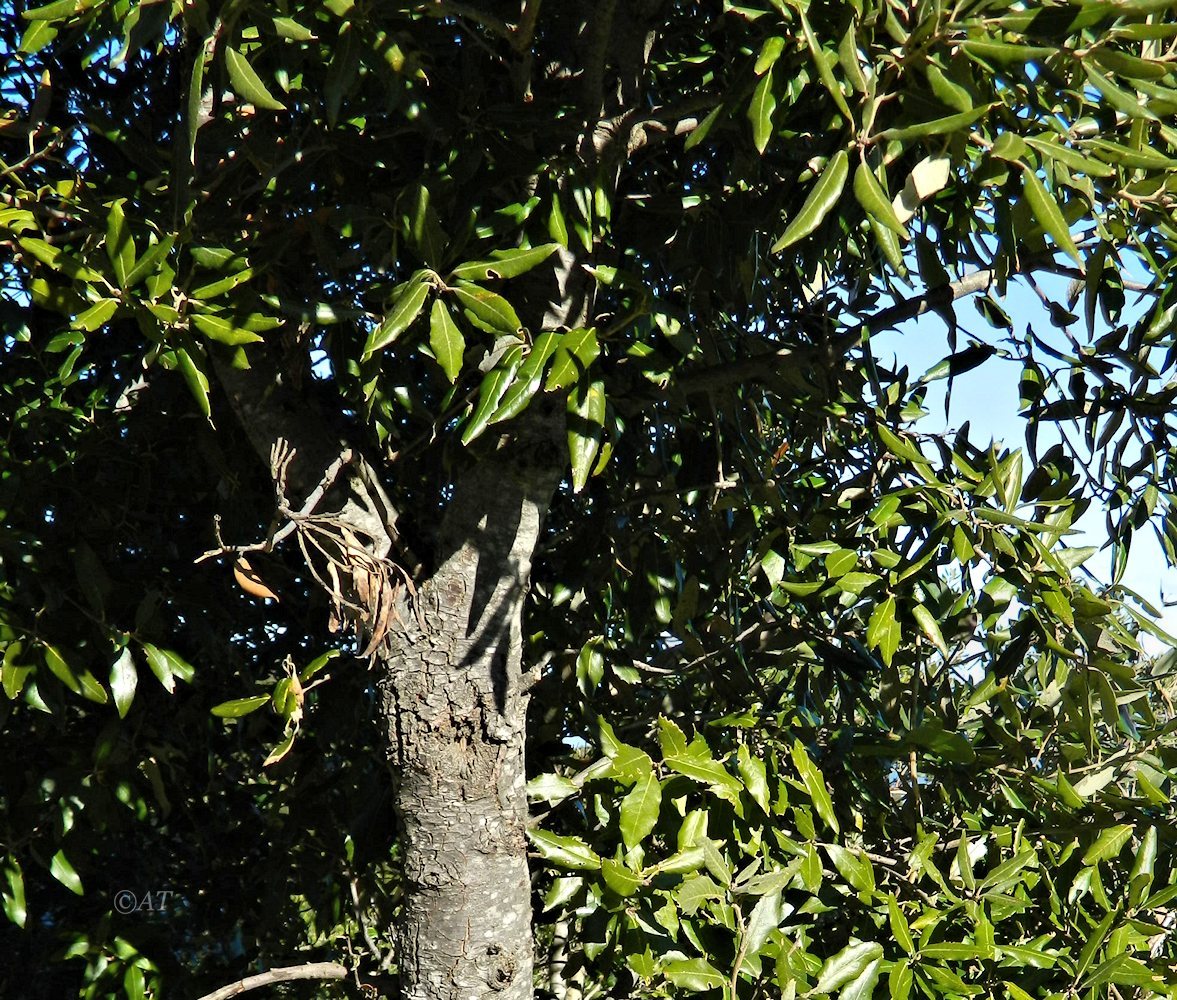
top-left (195, 962), bottom-right (347, 1000)
top-left (666, 257), bottom-right (1099, 402)
top-left (423, 0), bottom-right (512, 40)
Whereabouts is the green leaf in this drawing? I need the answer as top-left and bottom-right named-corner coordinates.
top-left (191, 313), bottom-right (265, 346)
top-left (748, 68), bottom-right (776, 154)
top-left (42, 645), bottom-right (80, 694)
top-left (49, 850), bottom-right (83, 896)
top-left (754, 36), bottom-right (785, 75)
top-left (1019, 167), bottom-right (1081, 264)
top-left (744, 890), bottom-right (783, 957)
top-left (3, 860), bottom-right (26, 928)
top-left (175, 348), bottom-right (212, 419)
top-left (109, 647), bottom-right (137, 719)
top-left (76, 669), bottom-right (108, 705)
top-left (867, 596), bottom-right (900, 666)
top-left (1084, 63), bottom-right (1157, 121)
top-left (771, 149), bottom-right (849, 252)
top-left (912, 604), bottom-right (948, 655)
top-left (791, 741), bottom-right (838, 834)
top-left (876, 104), bottom-right (993, 142)
top-left (888, 895), bottom-right (914, 955)
top-left (600, 858), bottom-right (641, 896)
top-left (1082, 824), bottom-right (1133, 865)
top-left (840, 958), bottom-right (881, 1000)
top-left (663, 957), bottom-right (726, 992)
top-left (490, 331), bottom-right (560, 424)
top-left (18, 19), bottom-right (57, 54)
top-left (658, 717), bottom-right (689, 757)
top-left (567, 378), bottom-right (606, 493)
top-left (449, 243), bottom-right (559, 282)
top-left (224, 46), bottom-right (287, 111)
top-left (853, 162), bottom-right (908, 237)
top-left (619, 771), bottom-right (662, 849)
top-left (665, 753), bottom-right (743, 804)
top-left (210, 695), bottom-right (270, 718)
top-left (105, 200), bottom-right (135, 286)
top-left (737, 744), bottom-right (770, 814)
top-left (797, 6), bottom-right (852, 121)
top-left (363, 275), bottom-right (432, 358)
top-left (1075, 909), bottom-right (1117, 980)
top-left (428, 300), bottom-right (465, 382)
top-left (825, 845), bottom-right (874, 894)
top-left (449, 281), bottom-right (522, 335)
top-left (191, 268), bottom-right (254, 299)
top-left (545, 328), bottom-right (600, 390)
top-left (71, 298), bottom-right (118, 332)
top-left (460, 344), bottom-right (525, 445)
top-left (527, 773), bottom-right (577, 805)
top-left (264, 730), bottom-right (296, 767)
top-left (1025, 136), bottom-right (1115, 178)
top-left (139, 642), bottom-right (175, 694)
top-left (271, 16), bottom-right (315, 41)
top-left (812, 941), bottom-right (883, 996)
top-left (527, 830), bottom-right (601, 871)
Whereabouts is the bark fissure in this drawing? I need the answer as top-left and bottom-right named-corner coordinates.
top-left (379, 395), bottom-right (565, 1000)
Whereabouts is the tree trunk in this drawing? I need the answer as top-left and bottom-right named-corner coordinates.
top-left (378, 397), bottom-right (565, 1000)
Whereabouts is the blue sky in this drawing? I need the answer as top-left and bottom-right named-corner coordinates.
top-left (876, 270), bottom-right (1177, 651)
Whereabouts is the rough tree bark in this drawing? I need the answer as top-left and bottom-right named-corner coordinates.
top-left (211, 244), bottom-right (588, 998)
top-left (377, 397), bottom-right (564, 1000)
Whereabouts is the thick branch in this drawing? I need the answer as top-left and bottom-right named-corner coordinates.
top-left (208, 350), bottom-right (405, 564)
top-left (667, 259), bottom-right (1073, 402)
top-left (195, 962), bottom-right (347, 1000)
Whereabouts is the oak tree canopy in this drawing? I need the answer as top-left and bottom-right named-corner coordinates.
top-left (4, 1), bottom-right (1177, 998)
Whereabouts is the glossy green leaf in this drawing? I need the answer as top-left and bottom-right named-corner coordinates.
top-left (853, 162), bottom-right (907, 237)
top-left (546, 328), bottom-right (600, 390)
top-left (191, 313), bottom-right (265, 346)
top-left (791, 741), bottom-right (838, 834)
top-left (812, 941), bottom-right (883, 996)
top-left (225, 46), bottom-right (287, 111)
top-left (491, 331), bottom-right (560, 424)
top-left (748, 68), bottom-right (776, 154)
top-left (772, 149), bottom-right (849, 252)
top-left (619, 770), bottom-right (661, 849)
top-left (109, 647), bottom-right (137, 719)
top-left (449, 281), bottom-right (522, 335)
top-left (600, 858), bottom-right (641, 896)
top-left (567, 377), bottom-right (605, 493)
top-left (449, 243), bottom-right (558, 282)
top-left (105, 199), bottom-right (134, 286)
top-left (888, 895), bottom-right (914, 955)
top-left (912, 604), bottom-right (948, 655)
top-left (210, 695), bottom-right (270, 718)
top-left (139, 642), bottom-right (175, 694)
top-left (527, 830), bottom-right (601, 871)
top-left (840, 958), bottom-right (881, 1000)
top-left (363, 275), bottom-right (432, 358)
top-left (737, 744), bottom-right (770, 814)
top-left (175, 347), bottom-right (212, 419)
top-left (663, 957), bottom-right (725, 991)
top-left (1020, 167), bottom-right (1081, 264)
top-left (1082, 824), bottom-right (1133, 865)
top-left (665, 753), bottom-right (743, 804)
top-left (461, 344), bottom-right (525, 445)
top-left (866, 595), bottom-right (900, 666)
top-left (428, 299), bottom-right (464, 382)
top-left (49, 850), bottom-right (83, 896)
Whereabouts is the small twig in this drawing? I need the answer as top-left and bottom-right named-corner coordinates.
top-left (194, 962), bottom-right (347, 1000)
top-left (729, 902), bottom-right (749, 995)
